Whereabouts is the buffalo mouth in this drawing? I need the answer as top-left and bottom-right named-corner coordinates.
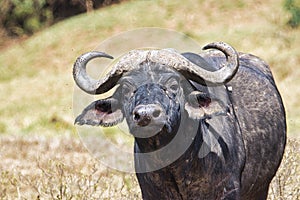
top-left (130, 123), bottom-right (167, 138)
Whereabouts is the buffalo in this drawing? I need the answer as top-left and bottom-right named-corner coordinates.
top-left (73, 42), bottom-right (286, 200)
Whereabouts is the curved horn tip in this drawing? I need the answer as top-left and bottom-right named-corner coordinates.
top-left (84, 51), bottom-right (114, 59)
top-left (198, 42), bottom-right (239, 83)
top-left (202, 41), bottom-right (231, 51)
top-left (73, 51), bottom-right (115, 95)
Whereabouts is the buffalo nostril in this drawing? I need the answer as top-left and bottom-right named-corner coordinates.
top-left (152, 110), bottom-right (161, 118)
top-left (133, 111), bottom-right (151, 126)
top-left (133, 104), bottom-right (164, 127)
top-left (134, 112), bottom-right (141, 121)
top-left (134, 114), bottom-right (151, 127)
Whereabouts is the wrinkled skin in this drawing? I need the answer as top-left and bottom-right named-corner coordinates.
top-left (75, 51), bottom-right (286, 200)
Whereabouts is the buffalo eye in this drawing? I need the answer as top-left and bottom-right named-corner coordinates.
top-left (121, 81), bottom-right (136, 97)
top-left (122, 84), bottom-right (131, 94)
top-left (114, 81), bottom-right (134, 104)
top-left (166, 77), bottom-right (180, 93)
top-left (170, 83), bottom-right (179, 91)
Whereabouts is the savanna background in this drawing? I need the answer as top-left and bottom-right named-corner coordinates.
top-left (0, 0), bottom-right (299, 199)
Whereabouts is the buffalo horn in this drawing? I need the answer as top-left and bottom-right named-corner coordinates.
top-left (73, 42), bottom-right (239, 94)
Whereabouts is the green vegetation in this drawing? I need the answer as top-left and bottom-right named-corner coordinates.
top-left (0, 0), bottom-right (122, 37)
top-left (284, 0), bottom-right (300, 28)
top-left (0, 0), bottom-right (299, 199)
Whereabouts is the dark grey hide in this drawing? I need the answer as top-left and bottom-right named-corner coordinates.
top-left (75, 51), bottom-right (286, 200)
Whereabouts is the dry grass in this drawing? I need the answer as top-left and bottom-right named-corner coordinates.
top-left (0, 135), bottom-right (299, 199)
top-left (268, 138), bottom-right (300, 200)
top-left (0, 135), bottom-right (141, 199)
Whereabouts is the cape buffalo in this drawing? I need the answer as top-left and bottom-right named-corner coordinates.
top-left (73, 42), bottom-right (286, 200)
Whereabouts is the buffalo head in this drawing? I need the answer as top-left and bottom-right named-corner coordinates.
top-left (73, 42), bottom-right (238, 144)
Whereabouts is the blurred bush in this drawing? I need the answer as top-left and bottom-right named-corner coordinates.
top-left (284, 0), bottom-right (300, 28)
top-left (0, 0), bottom-right (51, 36)
top-left (0, 0), bottom-right (121, 37)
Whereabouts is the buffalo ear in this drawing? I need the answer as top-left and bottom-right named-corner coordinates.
top-left (75, 97), bottom-right (124, 127)
top-left (185, 91), bottom-right (227, 120)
